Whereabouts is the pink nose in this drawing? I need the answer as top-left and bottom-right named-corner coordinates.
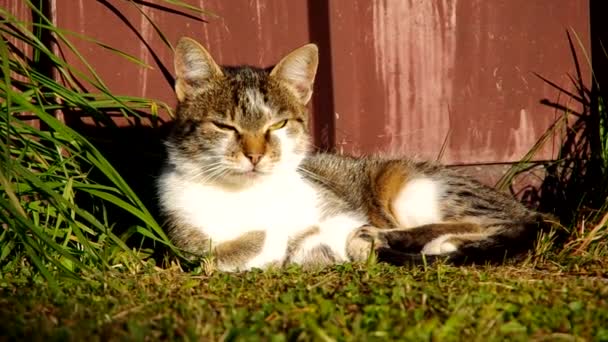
top-left (246, 153), bottom-right (262, 165)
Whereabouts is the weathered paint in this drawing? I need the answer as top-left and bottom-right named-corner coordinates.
top-left (42, 0), bottom-right (592, 165)
top-left (446, 0), bottom-right (590, 164)
top-left (2, 0), bottom-right (33, 72)
top-left (329, 0), bottom-right (589, 164)
top-left (1, 0), bottom-right (30, 25)
top-left (53, 0), bottom-right (311, 122)
top-left (370, 0), bottom-right (456, 159)
top-left (2, 0), bottom-right (40, 129)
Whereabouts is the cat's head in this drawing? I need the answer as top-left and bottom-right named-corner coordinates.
top-left (167, 37), bottom-right (318, 186)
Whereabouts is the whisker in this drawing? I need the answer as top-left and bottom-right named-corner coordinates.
top-left (188, 162), bottom-right (228, 183)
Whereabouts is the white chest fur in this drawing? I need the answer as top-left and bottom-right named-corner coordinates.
top-left (159, 171), bottom-right (321, 244)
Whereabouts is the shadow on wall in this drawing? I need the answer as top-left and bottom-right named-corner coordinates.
top-left (57, 0), bottom-right (339, 228)
top-left (307, 0), bottom-right (335, 152)
top-left (43, 0), bottom-right (608, 243)
top-left (54, 0), bottom-right (188, 220)
top-left (513, 1), bottom-right (608, 234)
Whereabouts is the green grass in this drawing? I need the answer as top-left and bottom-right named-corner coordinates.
top-left (0, 0), bottom-right (186, 285)
top-left (2, 261), bottom-right (607, 341)
top-left (1, 2), bottom-right (608, 341)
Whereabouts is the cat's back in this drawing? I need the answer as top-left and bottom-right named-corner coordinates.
top-left (299, 153), bottom-right (428, 198)
top-left (300, 153), bottom-right (534, 226)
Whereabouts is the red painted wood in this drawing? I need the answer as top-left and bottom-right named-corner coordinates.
top-left (50, 0), bottom-right (590, 165)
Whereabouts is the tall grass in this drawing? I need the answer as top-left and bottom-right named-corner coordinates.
top-left (497, 31), bottom-right (608, 263)
top-left (0, 1), bottom-right (208, 286)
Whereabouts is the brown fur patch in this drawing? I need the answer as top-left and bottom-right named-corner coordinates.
top-left (371, 161), bottom-right (411, 227)
top-left (214, 230), bottom-right (266, 270)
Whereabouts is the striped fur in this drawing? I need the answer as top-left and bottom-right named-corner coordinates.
top-left (157, 37), bottom-right (544, 271)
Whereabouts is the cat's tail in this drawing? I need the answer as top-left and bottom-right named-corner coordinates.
top-left (376, 214), bottom-right (550, 267)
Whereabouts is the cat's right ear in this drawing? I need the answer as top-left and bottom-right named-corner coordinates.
top-left (270, 44), bottom-right (319, 105)
top-left (174, 37), bottom-right (223, 102)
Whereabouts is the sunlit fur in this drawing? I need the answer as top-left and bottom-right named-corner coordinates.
top-left (158, 38), bottom-right (360, 271)
top-left (165, 66), bottom-right (310, 189)
top-left (158, 37), bottom-right (545, 271)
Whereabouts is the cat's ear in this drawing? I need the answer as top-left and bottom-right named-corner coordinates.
top-left (174, 37), bottom-right (223, 102)
top-left (270, 44), bottom-right (318, 105)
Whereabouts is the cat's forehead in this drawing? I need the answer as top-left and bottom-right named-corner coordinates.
top-left (180, 66), bottom-right (305, 130)
top-left (222, 67), bottom-right (296, 128)
top-left (235, 87), bottom-right (273, 123)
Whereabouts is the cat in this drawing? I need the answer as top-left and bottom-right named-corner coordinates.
top-left (157, 37), bottom-right (544, 272)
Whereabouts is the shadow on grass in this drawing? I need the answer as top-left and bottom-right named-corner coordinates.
top-left (71, 118), bottom-right (176, 262)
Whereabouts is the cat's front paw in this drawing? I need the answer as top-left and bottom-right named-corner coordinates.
top-left (346, 225), bottom-right (391, 262)
top-left (352, 225), bottom-right (390, 249)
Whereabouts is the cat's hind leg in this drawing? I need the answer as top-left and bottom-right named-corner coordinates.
top-left (422, 221), bottom-right (541, 264)
top-left (287, 214), bottom-right (372, 266)
top-left (348, 225), bottom-right (445, 266)
top-left (283, 226), bottom-right (340, 269)
top-left (353, 221), bottom-right (541, 266)
top-left (351, 223), bottom-right (482, 253)
top-left (373, 162), bottom-right (442, 228)
top-left (385, 223), bottom-right (484, 253)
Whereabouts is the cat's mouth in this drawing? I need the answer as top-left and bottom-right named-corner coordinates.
top-left (222, 157), bottom-right (278, 181)
top-left (233, 168), bottom-right (270, 178)
top-left (243, 170), bottom-right (263, 178)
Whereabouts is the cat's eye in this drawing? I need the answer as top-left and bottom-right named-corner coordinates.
top-left (268, 119), bottom-right (288, 131)
top-left (212, 121), bottom-right (238, 132)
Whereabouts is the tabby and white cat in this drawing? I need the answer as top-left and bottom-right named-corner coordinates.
top-left (157, 37), bottom-right (543, 271)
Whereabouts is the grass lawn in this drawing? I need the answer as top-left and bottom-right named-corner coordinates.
top-left (2, 258), bottom-right (607, 341)
top-left (2, 3), bottom-right (608, 341)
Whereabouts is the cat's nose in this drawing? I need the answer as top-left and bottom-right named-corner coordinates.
top-left (245, 153), bottom-right (263, 166)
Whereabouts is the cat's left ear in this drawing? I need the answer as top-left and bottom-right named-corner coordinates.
top-left (270, 44), bottom-right (318, 105)
top-left (174, 37), bottom-right (223, 102)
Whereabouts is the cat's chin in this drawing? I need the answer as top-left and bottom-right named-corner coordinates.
top-left (215, 169), bottom-right (272, 187)
top-left (237, 170), bottom-right (267, 179)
